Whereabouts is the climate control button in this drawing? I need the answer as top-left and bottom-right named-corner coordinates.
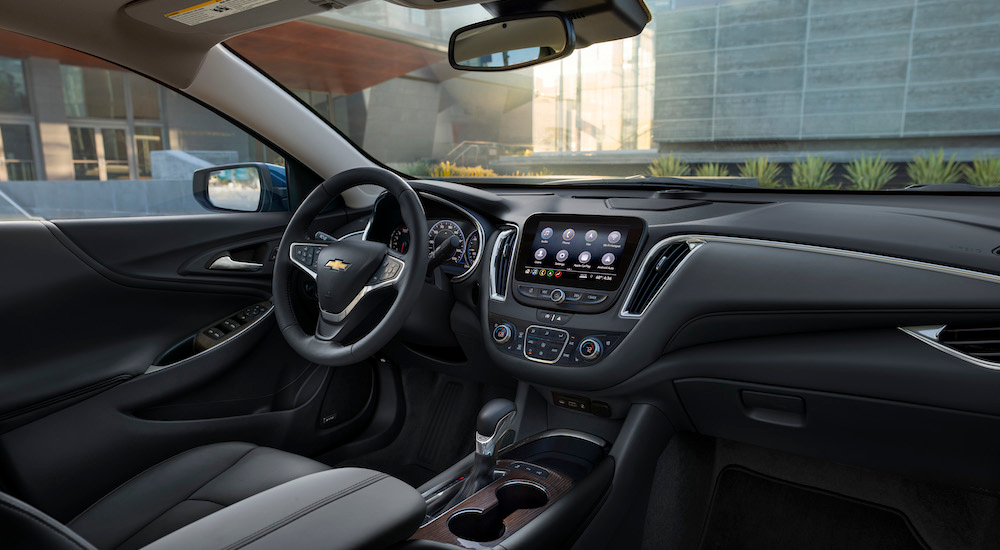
top-left (578, 337), bottom-right (603, 361)
top-left (492, 323), bottom-right (514, 345)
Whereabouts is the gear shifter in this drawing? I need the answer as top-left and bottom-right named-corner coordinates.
top-left (426, 398), bottom-right (516, 518)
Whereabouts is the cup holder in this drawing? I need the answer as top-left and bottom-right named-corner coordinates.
top-left (447, 482), bottom-right (549, 542)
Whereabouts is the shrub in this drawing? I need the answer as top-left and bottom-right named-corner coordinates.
top-left (844, 154), bottom-right (896, 191)
top-left (738, 157), bottom-right (782, 188)
top-left (648, 154), bottom-right (690, 177)
top-left (790, 155), bottom-right (835, 189)
top-left (393, 161), bottom-right (431, 177)
top-left (694, 163), bottom-right (731, 177)
top-left (907, 150), bottom-right (962, 186)
top-left (962, 156), bottom-right (1000, 187)
top-left (427, 161), bottom-right (497, 178)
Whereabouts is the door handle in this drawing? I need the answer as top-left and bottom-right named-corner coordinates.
top-left (208, 254), bottom-right (263, 272)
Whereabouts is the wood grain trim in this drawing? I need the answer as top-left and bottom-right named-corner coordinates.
top-left (412, 460), bottom-right (574, 549)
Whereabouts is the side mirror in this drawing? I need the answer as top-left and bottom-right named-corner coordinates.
top-left (193, 163), bottom-right (287, 212)
top-left (449, 13), bottom-right (576, 72)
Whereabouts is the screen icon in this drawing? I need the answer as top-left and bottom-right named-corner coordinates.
top-left (562, 228), bottom-right (575, 241)
top-left (555, 271), bottom-right (562, 278)
top-left (608, 231), bottom-right (622, 244)
top-left (531, 269), bottom-right (539, 276)
top-left (534, 248), bottom-right (547, 260)
top-left (578, 251), bottom-right (592, 264)
top-left (602, 253), bottom-right (616, 265)
top-left (540, 227), bottom-right (554, 239)
top-left (555, 249), bottom-right (569, 262)
top-left (585, 230), bottom-right (598, 242)
top-left (546, 270), bottom-right (554, 277)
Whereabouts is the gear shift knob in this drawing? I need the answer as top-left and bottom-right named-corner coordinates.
top-left (475, 398), bottom-right (517, 456)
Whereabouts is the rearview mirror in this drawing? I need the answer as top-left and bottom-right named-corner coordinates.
top-left (193, 162), bottom-right (288, 212)
top-left (449, 13), bottom-right (576, 72)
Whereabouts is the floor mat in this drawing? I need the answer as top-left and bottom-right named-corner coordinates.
top-left (698, 467), bottom-right (928, 550)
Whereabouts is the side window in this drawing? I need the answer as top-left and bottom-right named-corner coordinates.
top-left (0, 29), bottom-right (286, 220)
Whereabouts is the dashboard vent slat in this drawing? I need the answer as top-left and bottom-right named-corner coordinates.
top-left (491, 228), bottom-right (517, 300)
top-left (623, 242), bottom-right (692, 315)
top-left (938, 325), bottom-right (1000, 363)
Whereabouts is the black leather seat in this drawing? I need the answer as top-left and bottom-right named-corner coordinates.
top-left (1, 441), bottom-right (330, 550)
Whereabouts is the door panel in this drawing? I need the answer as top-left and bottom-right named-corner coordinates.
top-left (0, 210), bottom-right (362, 521)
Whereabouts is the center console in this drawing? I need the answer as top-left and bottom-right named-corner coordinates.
top-left (486, 214), bottom-right (646, 373)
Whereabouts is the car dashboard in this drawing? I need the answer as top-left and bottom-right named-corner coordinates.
top-left (326, 179), bottom-right (1000, 490)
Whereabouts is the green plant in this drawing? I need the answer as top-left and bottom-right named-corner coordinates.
top-left (790, 155), bottom-right (835, 189)
top-left (694, 163), bottom-right (731, 177)
top-left (962, 156), bottom-right (1000, 187)
top-left (392, 161), bottom-right (432, 177)
top-left (648, 154), bottom-right (690, 177)
top-left (844, 154), bottom-right (896, 191)
top-left (738, 157), bottom-right (782, 188)
top-left (427, 161), bottom-right (497, 178)
top-left (907, 149), bottom-right (963, 186)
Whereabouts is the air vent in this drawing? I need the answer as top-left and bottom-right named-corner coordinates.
top-left (937, 325), bottom-right (1000, 363)
top-left (622, 242), bottom-right (694, 316)
top-left (491, 228), bottom-right (517, 300)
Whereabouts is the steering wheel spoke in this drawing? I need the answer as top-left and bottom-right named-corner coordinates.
top-left (289, 242), bottom-right (329, 279)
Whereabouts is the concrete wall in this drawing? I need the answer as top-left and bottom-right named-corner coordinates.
top-left (652, 0), bottom-right (1000, 150)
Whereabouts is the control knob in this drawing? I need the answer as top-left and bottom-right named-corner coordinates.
top-left (578, 337), bottom-right (603, 361)
top-left (492, 323), bottom-right (515, 345)
top-left (551, 288), bottom-right (566, 304)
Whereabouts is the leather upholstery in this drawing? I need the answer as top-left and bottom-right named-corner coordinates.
top-left (0, 491), bottom-right (97, 550)
top-left (68, 442), bottom-right (329, 550)
top-left (142, 468), bottom-right (427, 550)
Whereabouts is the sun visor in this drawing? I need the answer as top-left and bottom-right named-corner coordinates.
top-left (124, 0), bottom-right (348, 36)
top-left (483, 0), bottom-right (651, 48)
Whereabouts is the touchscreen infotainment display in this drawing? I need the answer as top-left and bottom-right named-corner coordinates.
top-left (514, 215), bottom-right (645, 291)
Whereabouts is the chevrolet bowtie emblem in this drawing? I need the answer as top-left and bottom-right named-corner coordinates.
top-left (326, 259), bottom-right (351, 271)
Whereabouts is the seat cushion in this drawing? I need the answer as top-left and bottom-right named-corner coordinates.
top-left (67, 442), bottom-right (329, 550)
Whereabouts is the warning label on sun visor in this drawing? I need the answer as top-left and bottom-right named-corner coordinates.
top-left (165, 0), bottom-right (278, 26)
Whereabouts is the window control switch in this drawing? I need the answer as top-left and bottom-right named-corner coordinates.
top-left (221, 319), bottom-right (241, 332)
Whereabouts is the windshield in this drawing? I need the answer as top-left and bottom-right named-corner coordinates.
top-left (227, 1), bottom-right (1000, 190)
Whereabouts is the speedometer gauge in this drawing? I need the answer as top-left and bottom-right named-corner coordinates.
top-left (428, 220), bottom-right (465, 263)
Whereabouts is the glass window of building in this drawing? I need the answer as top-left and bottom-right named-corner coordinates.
top-left (0, 57), bottom-right (29, 114)
top-left (0, 124), bottom-right (36, 180)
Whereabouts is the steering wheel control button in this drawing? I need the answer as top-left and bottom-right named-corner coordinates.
top-left (492, 323), bottom-right (514, 345)
top-left (551, 288), bottom-right (566, 304)
top-left (579, 337), bottom-right (603, 361)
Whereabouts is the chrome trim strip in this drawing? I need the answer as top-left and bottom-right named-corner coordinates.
top-left (337, 229), bottom-right (364, 240)
top-left (145, 304), bottom-right (275, 374)
top-left (489, 227), bottom-right (518, 302)
top-left (419, 192), bottom-right (486, 283)
top-left (506, 429), bottom-right (608, 451)
top-left (620, 234), bottom-right (1000, 319)
top-left (900, 325), bottom-right (1000, 372)
top-left (522, 325), bottom-right (570, 365)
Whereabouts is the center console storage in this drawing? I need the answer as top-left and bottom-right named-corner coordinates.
top-left (411, 431), bottom-right (610, 549)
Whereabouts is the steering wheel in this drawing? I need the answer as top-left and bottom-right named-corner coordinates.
top-left (273, 167), bottom-right (429, 366)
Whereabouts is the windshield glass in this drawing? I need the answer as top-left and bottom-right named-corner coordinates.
top-left (227, 1), bottom-right (1000, 190)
